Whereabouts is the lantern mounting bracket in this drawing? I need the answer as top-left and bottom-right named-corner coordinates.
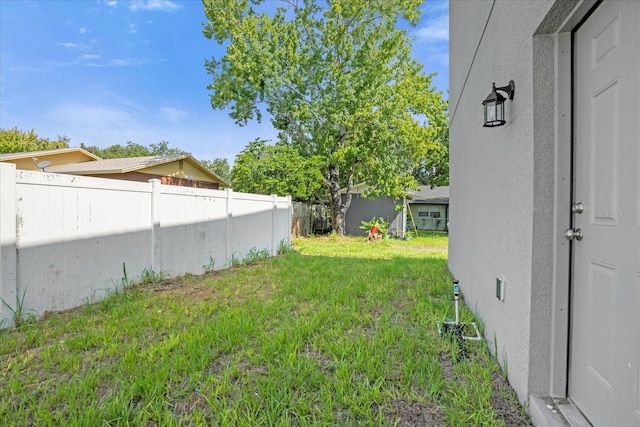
top-left (496, 80), bottom-right (515, 100)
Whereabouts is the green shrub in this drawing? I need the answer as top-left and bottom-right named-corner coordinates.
top-left (359, 216), bottom-right (389, 237)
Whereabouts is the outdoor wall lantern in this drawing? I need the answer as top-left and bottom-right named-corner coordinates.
top-left (482, 80), bottom-right (515, 127)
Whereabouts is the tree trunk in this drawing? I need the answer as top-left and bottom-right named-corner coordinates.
top-left (327, 164), bottom-right (351, 236)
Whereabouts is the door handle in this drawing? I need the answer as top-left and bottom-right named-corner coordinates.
top-left (564, 228), bottom-right (583, 241)
top-left (572, 202), bottom-right (584, 214)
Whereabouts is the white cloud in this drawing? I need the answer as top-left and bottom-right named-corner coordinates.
top-left (59, 42), bottom-right (90, 49)
top-left (51, 104), bottom-right (133, 124)
top-left (129, 23), bottom-right (137, 33)
top-left (415, 13), bottom-right (449, 44)
top-left (48, 55), bottom-right (159, 68)
top-left (128, 0), bottom-right (181, 12)
top-left (43, 104), bottom-right (139, 141)
top-left (160, 107), bottom-right (187, 122)
top-left (412, 1), bottom-right (449, 71)
top-left (110, 59), bottom-right (131, 66)
top-left (39, 102), bottom-right (152, 147)
top-left (103, 0), bottom-right (118, 7)
top-left (78, 28), bottom-right (90, 34)
top-left (109, 58), bottom-right (148, 66)
top-left (420, 47), bottom-right (449, 68)
top-left (423, 0), bottom-right (448, 14)
top-left (13, 100), bottom-right (275, 163)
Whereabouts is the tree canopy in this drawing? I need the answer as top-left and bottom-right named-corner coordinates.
top-left (231, 138), bottom-right (325, 202)
top-left (203, 0), bottom-right (448, 235)
top-left (0, 127), bottom-right (70, 153)
top-left (80, 141), bottom-right (188, 159)
top-left (200, 157), bottom-right (232, 182)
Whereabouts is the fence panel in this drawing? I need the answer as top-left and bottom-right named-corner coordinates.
top-left (0, 163), bottom-right (291, 325)
top-left (291, 202), bottom-right (331, 237)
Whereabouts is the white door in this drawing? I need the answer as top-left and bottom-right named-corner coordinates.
top-left (570, 1), bottom-right (640, 425)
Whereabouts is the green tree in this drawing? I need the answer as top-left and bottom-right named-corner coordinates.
top-left (80, 141), bottom-right (188, 159)
top-left (149, 141), bottom-right (188, 157)
top-left (203, 0), bottom-right (448, 234)
top-left (413, 126), bottom-right (449, 187)
top-left (0, 127), bottom-right (70, 153)
top-left (200, 157), bottom-right (232, 182)
top-left (231, 138), bottom-right (325, 202)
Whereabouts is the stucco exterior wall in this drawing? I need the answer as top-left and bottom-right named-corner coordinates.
top-left (448, 0), bottom-right (555, 403)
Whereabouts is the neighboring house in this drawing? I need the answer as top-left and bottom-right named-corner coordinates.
top-left (341, 182), bottom-right (407, 238)
top-left (0, 148), bottom-right (229, 189)
top-left (0, 147), bottom-right (101, 169)
top-left (449, 1), bottom-right (639, 426)
top-left (406, 186), bottom-right (449, 232)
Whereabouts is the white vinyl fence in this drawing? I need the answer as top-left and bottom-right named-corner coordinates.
top-left (0, 163), bottom-right (291, 326)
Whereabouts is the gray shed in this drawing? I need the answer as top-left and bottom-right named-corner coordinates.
top-left (341, 183), bottom-right (406, 238)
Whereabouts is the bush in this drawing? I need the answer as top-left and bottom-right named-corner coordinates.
top-left (359, 217), bottom-right (389, 237)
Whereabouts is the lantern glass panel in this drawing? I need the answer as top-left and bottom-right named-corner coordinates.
top-left (496, 101), bottom-right (504, 122)
top-left (485, 101), bottom-right (496, 123)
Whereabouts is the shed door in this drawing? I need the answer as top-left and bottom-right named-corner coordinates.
top-left (569, 1), bottom-right (640, 425)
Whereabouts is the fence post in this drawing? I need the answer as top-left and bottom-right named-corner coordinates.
top-left (0, 163), bottom-right (18, 326)
top-left (226, 188), bottom-right (233, 267)
top-left (150, 179), bottom-right (161, 272)
top-left (271, 194), bottom-right (278, 255)
top-left (286, 196), bottom-right (292, 246)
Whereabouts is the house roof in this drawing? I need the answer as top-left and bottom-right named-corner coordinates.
top-left (49, 155), bottom-right (187, 173)
top-left (339, 182), bottom-right (372, 195)
top-left (406, 185), bottom-right (449, 205)
top-left (48, 154), bottom-right (230, 187)
top-left (340, 182), bottom-right (449, 204)
top-left (1, 148), bottom-right (230, 187)
top-left (0, 147), bottom-right (100, 165)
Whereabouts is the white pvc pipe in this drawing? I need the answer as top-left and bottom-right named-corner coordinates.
top-left (454, 295), bottom-right (460, 325)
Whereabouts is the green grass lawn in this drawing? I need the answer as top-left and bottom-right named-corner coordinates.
top-left (0, 233), bottom-right (530, 426)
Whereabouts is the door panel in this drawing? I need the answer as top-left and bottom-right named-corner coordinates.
top-left (570, 1), bottom-right (640, 425)
top-left (590, 79), bottom-right (618, 227)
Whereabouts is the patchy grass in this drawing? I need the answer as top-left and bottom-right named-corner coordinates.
top-left (0, 235), bottom-right (530, 426)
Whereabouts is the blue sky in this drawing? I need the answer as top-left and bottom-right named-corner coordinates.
top-left (0, 0), bottom-right (448, 164)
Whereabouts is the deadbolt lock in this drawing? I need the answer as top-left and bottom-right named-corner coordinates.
top-left (571, 202), bottom-right (584, 214)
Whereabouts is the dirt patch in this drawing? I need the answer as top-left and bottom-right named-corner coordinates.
top-left (207, 353), bottom-right (268, 379)
top-left (140, 265), bottom-right (275, 305)
top-left (437, 352), bottom-right (532, 426)
top-left (143, 274), bottom-right (213, 297)
top-left (152, 281), bottom-right (214, 302)
top-left (491, 371), bottom-right (532, 426)
top-left (438, 351), bottom-right (458, 383)
top-left (170, 390), bottom-right (214, 420)
top-left (385, 400), bottom-right (446, 426)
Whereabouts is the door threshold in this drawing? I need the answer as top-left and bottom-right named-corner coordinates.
top-left (529, 396), bottom-right (592, 426)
